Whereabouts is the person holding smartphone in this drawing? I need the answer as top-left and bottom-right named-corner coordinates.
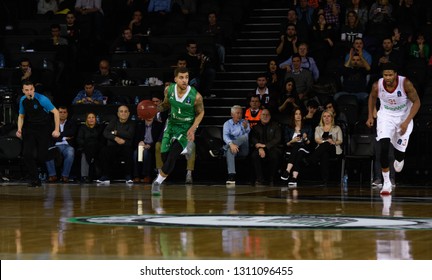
top-left (281, 108), bottom-right (312, 187)
top-left (308, 109), bottom-right (343, 186)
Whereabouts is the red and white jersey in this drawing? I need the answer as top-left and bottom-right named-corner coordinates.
top-left (377, 75), bottom-right (412, 117)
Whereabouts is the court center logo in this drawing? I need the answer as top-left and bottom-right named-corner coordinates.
top-left (68, 214), bottom-right (432, 230)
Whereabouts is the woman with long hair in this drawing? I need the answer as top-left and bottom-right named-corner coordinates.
top-left (265, 59), bottom-right (284, 93)
top-left (278, 78), bottom-right (300, 116)
top-left (281, 108), bottom-right (312, 186)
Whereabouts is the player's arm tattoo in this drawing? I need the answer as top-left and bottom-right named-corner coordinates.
top-left (195, 95), bottom-right (204, 115)
top-left (405, 79), bottom-right (419, 103)
top-left (158, 88), bottom-right (171, 112)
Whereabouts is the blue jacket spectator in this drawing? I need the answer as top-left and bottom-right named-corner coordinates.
top-left (72, 81), bottom-right (104, 105)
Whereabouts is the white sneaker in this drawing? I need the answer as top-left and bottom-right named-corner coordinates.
top-left (394, 160), bottom-right (404, 172)
top-left (96, 177), bottom-right (110, 184)
top-left (380, 181), bottom-right (392, 195)
top-left (371, 179), bottom-right (382, 187)
top-left (381, 194), bottom-right (392, 216)
top-left (185, 173), bottom-right (193, 184)
top-left (151, 180), bottom-right (161, 196)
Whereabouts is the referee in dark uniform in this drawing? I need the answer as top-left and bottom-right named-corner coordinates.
top-left (16, 80), bottom-right (60, 187)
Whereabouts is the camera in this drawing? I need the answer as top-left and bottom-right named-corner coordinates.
top-left (200, 54), bottom-right (210, 63)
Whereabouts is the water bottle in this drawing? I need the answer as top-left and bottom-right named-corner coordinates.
top-left (134, 96), bottom-right (140, 105)
top-left (343, 174), bottom-right (348, 192)
top-left (42, 58), bottom-right (48, 69)
top-left (122, 60), bottom-right (127, 69)
top-left (0, 53), bottom-right (5, 69)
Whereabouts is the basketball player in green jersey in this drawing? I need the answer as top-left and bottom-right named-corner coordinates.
top-left (152, 67), bottom-right (205, 195)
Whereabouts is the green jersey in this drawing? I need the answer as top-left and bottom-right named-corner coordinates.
top-left (161, 84), bottom-right (197, 153)
top-left (168, 83), bottom-right (197, 126)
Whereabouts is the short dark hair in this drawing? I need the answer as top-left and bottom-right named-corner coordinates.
top-left (256, 72), bottom-right (267, 79)
top-left (291, 53), bottom-right (301, 60)
top-left (381, 62), bottom-right (398, 72)
top-left (50, 23), bottom-right (61, 30)
top-left (306, 99), bottom-right (319, 108)
top-left (19, 57), bottom-right (31, 65)
top-left (174, 67), bottom-right (189, 77)
top-left (248, 94), bottom-right (260, 102)
top-left (177, 55), bottom-right (187, 62)
top-left (186, 39), bottom-right (197, 47)
top-left (84, 79), bottom-right (95, 86)
top-left (22, 79), bottom-right (33, 87)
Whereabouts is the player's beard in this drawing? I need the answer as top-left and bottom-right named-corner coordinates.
top-left (178, 83), bottom-right (188, 91)
top-left (384, 79), bottom-right (394, 87)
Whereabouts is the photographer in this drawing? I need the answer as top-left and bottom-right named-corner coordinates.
top-left (184, 39), bottom-right (216, 98)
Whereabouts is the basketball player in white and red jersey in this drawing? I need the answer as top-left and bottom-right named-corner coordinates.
top-left (366, 63), bottom-right (421, 195)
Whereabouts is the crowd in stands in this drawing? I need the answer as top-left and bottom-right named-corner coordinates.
top-left (0, 0), bottom-right (431, 185)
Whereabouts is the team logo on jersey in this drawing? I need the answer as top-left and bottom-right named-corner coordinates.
top-left (68, 214), bottom-right (432, 230)
top-left (33, 104), bottom-right (38, 109)
top-left (185, 97), bottom-right (192, 105)
top-left (397, 139), bottom-right (402, 145)
top-left (397, 91), bottom-right (402, 97)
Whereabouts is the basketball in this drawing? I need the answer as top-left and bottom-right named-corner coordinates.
top-left (137, 99), bottom-right (158, 120)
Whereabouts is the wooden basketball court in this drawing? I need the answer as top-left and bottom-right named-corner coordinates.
top-left (1, 181), bottom-right (431, 260)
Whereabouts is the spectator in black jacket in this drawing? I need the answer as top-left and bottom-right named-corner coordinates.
top-left (76, 112), bottom-right (104, 183)
top-left (250, 109), bottom-right (283, 186)
top-left (96, 105), bottom-right (136, 184)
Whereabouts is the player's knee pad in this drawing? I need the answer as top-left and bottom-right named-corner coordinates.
top-left (380, 138), bottom-right (391, 168)
top-left (394, 149), bottom-right (405, 162)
